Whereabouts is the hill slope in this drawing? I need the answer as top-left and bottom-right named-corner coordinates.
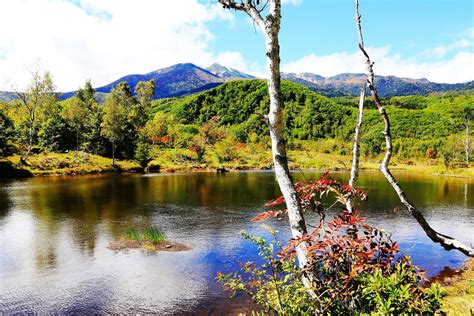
top-left (151, 80), bottom-right (473, 158)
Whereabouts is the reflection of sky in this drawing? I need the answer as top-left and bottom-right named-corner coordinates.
top-left (0, 172), bottom-right (472, 313)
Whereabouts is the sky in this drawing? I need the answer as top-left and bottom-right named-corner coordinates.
top-left (0, 0), bottom-right (473, 91)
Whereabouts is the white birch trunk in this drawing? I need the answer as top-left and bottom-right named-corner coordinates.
top-left (263, 7), bottom-right (311, 272)
top-left (218, 0), bottom-right (316, 292)
top-left (346, 89), bottom-right (365, 213)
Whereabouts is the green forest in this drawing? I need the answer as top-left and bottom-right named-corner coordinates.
top-left (0, 73), bottom-right (472, 175)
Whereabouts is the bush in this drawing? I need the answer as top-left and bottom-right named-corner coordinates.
top-left (213, 136), bottom-right (241, 163)
top-left (218, 174), bottom-right (442, 314)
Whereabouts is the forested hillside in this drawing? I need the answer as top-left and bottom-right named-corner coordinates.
top-left (152, 80), bottom-right (473, 160)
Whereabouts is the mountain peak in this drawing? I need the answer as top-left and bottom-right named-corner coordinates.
top-left (206, 63), bottom-right (255, 80)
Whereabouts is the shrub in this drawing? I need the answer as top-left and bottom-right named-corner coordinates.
top-left (218, 174), bottom-right (442, 314)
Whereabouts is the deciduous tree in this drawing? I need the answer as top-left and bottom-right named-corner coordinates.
top-left (101, 89), bottom-right (127, 166)
top-left (14, 68), bottom-right (57, 162)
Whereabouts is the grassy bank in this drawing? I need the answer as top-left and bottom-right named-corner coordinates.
top-left (3, 152), bottom-right (142, 176)
top-left (438, 259), bottom-right (474, 314)
top-left (1, 149), bottom-right (473, 177)
top-left (148, 147), bottom-right (474, 177)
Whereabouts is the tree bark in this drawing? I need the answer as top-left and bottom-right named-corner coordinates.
top-left (112, 143), bottom-right (116, 167)
top-left (76, 126), bottom-right (80, 157)
top-left (355, 0), bottom-right (473, 257)
top-left (346, 88), bottom-right (365, 213)
top-left (218, 0), bottom-right (316, 291)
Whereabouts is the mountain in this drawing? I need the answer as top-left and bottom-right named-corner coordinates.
top-left (64, 63), bottom-right (254, 100)
top-left (94, 63), bottom-right (223, 99)
top-left (0, 91), bottom-right (17, 102)
top-left (1, 63), bottom-right (472, 102)
top-left (206, 63), bottom-right (255, 80)
top-left (281, 72), bottom-right (474, 97)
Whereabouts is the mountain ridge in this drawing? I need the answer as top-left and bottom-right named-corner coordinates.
top-left (0, 62), bottom-right (472, 102)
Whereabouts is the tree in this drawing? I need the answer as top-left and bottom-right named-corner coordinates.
top-left (101, 90), bottom-right (127, 166)
top-left (75, 81), bottom-right (106, 155)
top-left (63, 97), bottom-right (87, 155)
top-left (14, 68), bottom-right (57, 162)
top-left (347, 87), bottom-right (365, 212)
top-left (219, 0), bottom-right (314, 290)
top-left (38, 106), bottom-right (75, 152)
top-left (355, 0), bottom-right (473, 256)
top-left (134, 80), bottom-right (155, 130)
top-left (0, 110), bottom-right (15, 156)
top-left (142, 112), bottom-right (172, 145)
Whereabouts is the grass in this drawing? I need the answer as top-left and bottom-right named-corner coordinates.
top-left (439, 259), bottom-right (474, 314)
top-left (125, 227), bottom-right (167, 243)
top-left (108, 226), bottom-right (188, 252)
top-left (3, 151), bottom-right (142, 176)
top-left (2, 146), bottom-right (472, 178)
top-left (146, 146), bottom-right (474, 177)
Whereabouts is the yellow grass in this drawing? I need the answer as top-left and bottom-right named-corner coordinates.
top-left (5, 152), bottom-right (141, 176)
top-left (439, 259), bottom-right (474, 315)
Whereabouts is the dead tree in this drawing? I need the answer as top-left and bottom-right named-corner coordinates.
top-left (346, 88), bottom-right (365, 213)
top-left (355, 0), bottom-right (473, 257)
top-left (218, 0), bottom-right (316, 290)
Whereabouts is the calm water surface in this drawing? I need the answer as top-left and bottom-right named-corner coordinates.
top-left (0, 171), bottom-right (472, 314)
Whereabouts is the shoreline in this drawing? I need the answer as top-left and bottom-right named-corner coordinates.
top-left (1, 152), bottom-right (473, 179)
top-left (434, 258), bottom-right (474, 313)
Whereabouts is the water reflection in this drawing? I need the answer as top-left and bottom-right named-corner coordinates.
top-left (0, 171), bottom-right (472, 313)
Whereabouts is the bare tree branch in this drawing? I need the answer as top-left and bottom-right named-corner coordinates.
top-left (355, 0), bottom-right (473, 257)
top-left (218, 0), bottom-right (265, 28)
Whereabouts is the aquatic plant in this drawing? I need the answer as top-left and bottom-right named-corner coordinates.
top-left (125, 227), bottom-right (167, 243)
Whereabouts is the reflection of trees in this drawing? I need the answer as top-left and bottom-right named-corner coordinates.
top-left (4, 172), bottom-right (472, 270)
top-left (21, 173), bottom-right (282, 253)
top-left (0, 181), bottom-right (13, 218)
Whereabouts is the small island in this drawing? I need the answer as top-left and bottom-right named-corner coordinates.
top-left (109, 227), bottom-right (190, 252)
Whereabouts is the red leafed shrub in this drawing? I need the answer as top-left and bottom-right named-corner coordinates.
top-left (218, 173), bottom-right (442, 314)
top-left (253, 172), bottom-right (367, 223)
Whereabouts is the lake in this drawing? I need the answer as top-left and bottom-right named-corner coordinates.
top-left (0, 171), bottom-right (472, 314)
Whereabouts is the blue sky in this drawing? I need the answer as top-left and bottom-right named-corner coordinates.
top-left (0, 0), bottom-right (472, 90)
top-left (210, 0), bottom-right (473, 63)
top-left (208, 0), bottom-right (473, 81)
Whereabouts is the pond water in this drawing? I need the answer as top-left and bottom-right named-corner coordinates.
top-left (0, 171), bottom-right (472, 314)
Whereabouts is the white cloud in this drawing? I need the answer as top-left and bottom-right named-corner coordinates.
top-left (421, 39), bottom-right (472, 58)
top-left (0, 0), bottom-right (233, 91)
top-left (282, 45), bottom-right (474, 83)
top-left (282, 0), bottom-right (303, 5)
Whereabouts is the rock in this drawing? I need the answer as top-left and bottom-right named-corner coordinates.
top-left (216, 167), bottom-right (228, 173)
